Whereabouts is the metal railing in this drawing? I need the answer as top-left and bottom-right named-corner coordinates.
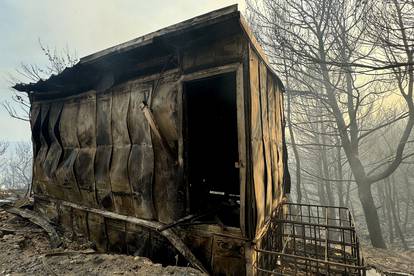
top-left (254, 203), bottom-right (366, 275)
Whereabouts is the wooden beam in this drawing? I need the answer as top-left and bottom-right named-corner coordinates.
top-left (46, 198), bottom-right (208, 274)
top-left (140, 102), bottom-right (175, 160)
top-left (180, 63), bottom-right (240, 82)
top-left (1, 205), bottom-right (62, 248)
top-left (235, 63), bottom-right (247, 238)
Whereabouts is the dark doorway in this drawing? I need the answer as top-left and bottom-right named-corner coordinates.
top-left (183, 72), bottom-right (240, 227)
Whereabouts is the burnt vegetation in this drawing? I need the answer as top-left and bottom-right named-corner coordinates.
top-left (247, 0), bottom-right (414, 250)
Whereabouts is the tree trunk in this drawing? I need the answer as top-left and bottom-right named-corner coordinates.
top-left (317, 158), bottom-right (328, 206)
top-left (393, 178), bottom-right (401, 223)
top-left (345, 176), bottom-right (351, 207)
top-left (383, 180), bottom-right (394, 244)
top-left (303, 184), bottom-right (311, 205)
top-left (318, 37), bottom-right (390, 248)
top-left (403, 173), bottom-right (411, 233)
top-left (335, 146), bottom-right (346, 223)
top-left (320, 129), bottom-right (336, 225)
top-left (357, 183), bottom-right (387, 248)
top-left (286, 88), bottom-right (302, 203)
top-left (386, 177), bottom-right (408, 250)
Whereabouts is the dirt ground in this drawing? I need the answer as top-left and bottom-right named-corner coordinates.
top-left (0, 204), bottom-right (413, 275)
top-left (0, 210), bottom-right (202, 276)
top-left (363, 246), bottom-right (414, 275)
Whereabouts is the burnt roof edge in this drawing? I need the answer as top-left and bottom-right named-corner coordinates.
top-left (13, 4), bottom-right (285, 94)
top-left (13, 5), bottom-right (239, 93)
top-left (80, 4), bottom-right (239, 64)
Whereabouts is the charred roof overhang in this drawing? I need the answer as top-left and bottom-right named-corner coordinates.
top-left (13, 5), bottom-right (243, 101)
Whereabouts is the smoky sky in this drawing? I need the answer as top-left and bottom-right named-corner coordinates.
top-left (0, 0), bottom-right (245, 141)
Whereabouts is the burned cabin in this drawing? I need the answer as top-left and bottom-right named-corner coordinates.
top-left (14, 5), bottom-right (292, 275)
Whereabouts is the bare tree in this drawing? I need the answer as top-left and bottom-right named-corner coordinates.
top-left (0, 141), bottom-right (9, 181)
top-left (4, 40), bottom-right (78, 121)
top-left (247, 0), bottom-right (414, 248)
top-left (1, 142), bottom-right (32, 193)
top-left (0, 141), bottom-right (7, 156)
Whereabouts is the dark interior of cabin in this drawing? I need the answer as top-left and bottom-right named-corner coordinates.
top-left (183, 72), bottom-right (240, 228)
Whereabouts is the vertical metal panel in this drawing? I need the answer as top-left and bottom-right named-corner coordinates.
top-left (151, 78), bottom-right (183, 223)
top-left (128, 144), bottom-right (154, 218)
top-left (43, 102), bottom-right (64, 199)
top-left (151, 76), bottom-right (179, 141)
top-left (88, 212), bottom-right (108, 252)
top-left (242, 43), bottom-right (256, 240)
top-left (236, 64), bottom-right (247, 237)
top-left (106, 218), bottom-right (127, 253)
top-left (128, 84), bottom-right (155, 220)
top-left (34, 104), bottom-right (50, 196)
top-left (77, 94), bottom-right (97, 147)
top-left (30, 103), bottom-right (41, 159)
top-left (259, 61), bottom-right (273, 218)
top-left (75, 93), bottom-right (97, 207)
top-left (58, 204), bottom-right (73, 231)
top-left (276, 85), bottom-right (286, 201)
top-left (72, 208), bottom-right (89, 239)
top-left (110, 87), bottom-right (133, 215)
top-left (95, 92), bottom-right (113, 210)
top-left (56, 100), bottom-right (81, 203)
top-left (30, 103), bottom-right (42, 195)
top-left (128, 84), bottom-right (151, 144)
top-left (249, 47), bottom-right (266, 236)
top-left (267, 76), bottom-right (280, 207)
top-left (125, 223), bottom-right (150, 256)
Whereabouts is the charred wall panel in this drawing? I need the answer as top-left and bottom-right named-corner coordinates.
top-left (267, 76), bottom-right (280, 207)
top-left (30, 103), bottom-right (42, 159)
top-left (125, 223), bottom-right (150, 256)
top-left (72, 208), bottom-right (89, 239)
top-left (150, 74), bottom-right (183, 223)
top-left (95, 92), bottom-right (114, 210)
top-left (34, 104), bottom-right (51, 196)
top-left (30, 103), bottom-right (42, 195)
top-left (43, 102), bottom-right (64, 199)
top-left (259, 61), bottom-right (273, 218)
top-left (248, 45), bottom-right (286, 237)
top-left (88, 212), bottom-right (108, 252)
top-left (110, 85), bottom-right (133, 215)
top-left (271, 76), bottom-right (286, 204)
top-left (249, 48), bottom-right (266, 236)
top-left (58, 204), bottom-right (73, 230)
top-left (55, 100), bottom-right (81, 203)
top-left (75, 93), bottom-right (97, 207)
top-left (128, 83), bottom-right (155, 220)
top-left (31, 70), bottom-right (184, 223)
top-left (275, 83), bottom-right (286, 199)
top-left (106, 218), bottom-right (127, 253)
